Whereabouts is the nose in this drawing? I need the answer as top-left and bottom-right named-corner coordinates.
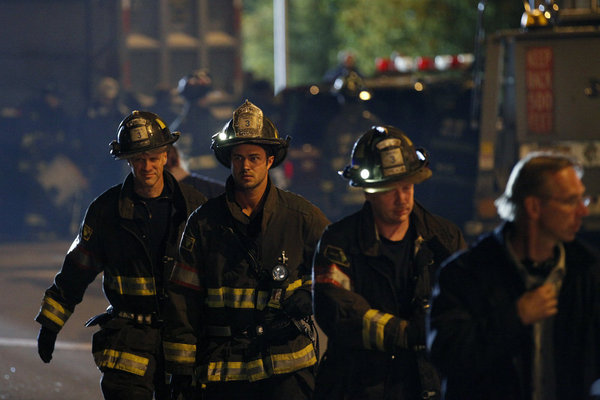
top-left (241, 158), bottom-right (252, 170)
top-left (393, 187), bottom-right (406, 203)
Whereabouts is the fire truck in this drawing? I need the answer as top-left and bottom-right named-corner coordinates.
top-left (280, 1), bottom-right (600, 242)
top-left (471, 0), bottom-right (600, 241)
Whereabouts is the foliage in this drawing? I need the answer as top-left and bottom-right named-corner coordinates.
top-left (242, 0), bottom-right (523, 85)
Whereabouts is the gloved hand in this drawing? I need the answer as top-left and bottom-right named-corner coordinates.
top-left (394, 319), bottom-right (425, 352)
top-left (37, 326), bottom-right (58, 363)
top-left (281, 289), bottom-right (313, 319)
top-left (170, 374), bottom-right (193, 400)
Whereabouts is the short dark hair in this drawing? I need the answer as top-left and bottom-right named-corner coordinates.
top-left (495, 151), bottom-right (582, 221)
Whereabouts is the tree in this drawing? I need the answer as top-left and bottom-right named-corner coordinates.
top-left (242, 0), bottom-right (523, 85)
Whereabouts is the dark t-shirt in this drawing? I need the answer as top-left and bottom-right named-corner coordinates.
top-left (380, 223), bottom-right (416, 316)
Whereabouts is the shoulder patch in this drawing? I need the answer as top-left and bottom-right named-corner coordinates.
top-left (181, 234), bottom-right (196, 252)
top-left (82, 224), bottom-right (93, 241)
top-left (323, 245), bottom-right (350, 267)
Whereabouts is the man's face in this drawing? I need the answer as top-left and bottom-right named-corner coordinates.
top-left (128, 150), bottom-right (167, 190)
top-left (365, 180), bottom-right (415, 227)
top-left (537, 166), bottom-right (589, 242)
top-left (230, 144), bottom-right (274, 191)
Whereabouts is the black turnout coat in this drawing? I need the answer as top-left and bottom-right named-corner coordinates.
top-left (312, 201), bottom-right (465, 400)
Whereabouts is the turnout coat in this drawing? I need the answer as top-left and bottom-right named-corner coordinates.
top-left (163, 177), bottom-right (329, 382)
top-left (312, 201), bottom-right (465, 400)
top-left (35, 171), bottom-right (205, 376)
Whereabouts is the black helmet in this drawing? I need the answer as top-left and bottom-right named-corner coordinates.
top-left (332, 70), bottom-right (366, 100)
top-left (211, 100), bottom-right (290, 168)
top-left (110, 110), bottom-right (179, 159)
top-left (177, 69), bottom-right (213, 102)
top-left (340, 125), bottom-right (431, 192)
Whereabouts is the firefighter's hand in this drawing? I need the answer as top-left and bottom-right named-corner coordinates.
top-left (281, 289), bottom-right (312, 319)
top-left (37, 326), bottom-right (58, 363)
top-left (170, 374), bottom-right (193, 400)
top-left (517, 283), bottom-right (558, 325)
top-left (394, 319), bottom-right (424, 351)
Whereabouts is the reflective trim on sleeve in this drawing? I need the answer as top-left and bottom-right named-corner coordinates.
top-left (362, 309), bottom-right (394, 351)
top-left (205, 342), bottom-right (316, 382)
top-left (271, 342), bottom-right (317, 374)
top-left (93, 348), bottom-right (149, 376)
top-left (163, 341), bottom-right (196, 364)
top-left (170, 262), bottom-right (201, 291)
top-left (104, 275), bottom-right (156, 296)
top-left (40, 296), bottom-right (72, 327)
top-left (68, 246), bottom-right (103, 272)
top-left (314, 264), bottom-right (351, 290)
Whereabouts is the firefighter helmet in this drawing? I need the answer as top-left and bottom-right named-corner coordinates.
top-left (211, 100), bottom-right (290, 168)
top-left (177, 69), bottom-right (213, 102)
top-left (340, 125), bottom-right (432, 193)
top-left (110, 110), bottom-right (179, 159)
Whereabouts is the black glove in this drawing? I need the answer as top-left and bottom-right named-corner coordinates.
top-left (395, 319), bottom-right (425, 352)
top-left (37, 326), bottom-right (58, 363)
top-left (281, 289), bottom-right (313, 319)
top-left (170, 374), bottom-right (193, 400)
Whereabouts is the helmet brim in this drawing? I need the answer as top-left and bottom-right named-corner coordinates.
top-left (111, 133), bottom-right (179, 160)
top-left (212, 136), bottom-right (290, 168)
top-left (360, 166), bottom-right (432, 193)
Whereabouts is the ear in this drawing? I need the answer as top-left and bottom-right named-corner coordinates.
top-left (266, 155), bottom-right (275, 170)
top-left (523, 196), bottom-right (541, 220)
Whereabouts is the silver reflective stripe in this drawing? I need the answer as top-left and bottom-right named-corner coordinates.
top-left (205, 342), bottom-right (317, 382)
top-left (163, 341), bottom-right (196, 364)
top-left (105, 275), bottom-right (156, 296)
top-left (93, 349), bottom-right (149, 376)
top-left (362, 309), bottom-right (394, 351)
top-left (271, 342), bottom-right (317, 374)
top-left (40, 296), bottom-right (72, 327)
top-left (171, 263), bottom-right (201, 290)
top-left (207, 287), bottom-right (269, 309)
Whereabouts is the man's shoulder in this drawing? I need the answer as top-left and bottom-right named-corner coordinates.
top-left (88, 185), bottom-right (121, 210)
top-left (565, 237), bottom-right (600, 269)
top-left (414, 203), bottom-right (460, 231)
top-left (188, 194), bottom-right (226, 219)
top-left (442, 229), bottom-right (502, 271)
top-left (183, 174), bottom-right (225, 199)
top-left (273, 187), bottom-right (327, 217)
top-left (177, 179), bottom-right (208, 204)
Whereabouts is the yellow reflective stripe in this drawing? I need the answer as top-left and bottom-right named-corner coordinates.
top-left (93, 349), bottom-right (149, 376)
top-left (105, 275), bottom-right (156, 296)
top-left (41, 297), bottom-right (72, 327)
top-left (268, 279), bottom-right (305, 309)
top-left (256, 290), bottom-right (269, 310)
top-left (362, 309), bottom-right (394, 351)
top-left (207, 359), bottom-right (269, 382)
top-left (205, 343), bottom-right (316, 382)
top-left (206, 287), bottom-right (258, 309)
top-left (163, 341), bottom-right (196, 364)
top-left (271, 342), bottom-right (317, 374)
top-left (285, 279), bottom-right (303, 292)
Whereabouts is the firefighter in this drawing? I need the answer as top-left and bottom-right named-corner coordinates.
top-left (169, 69), bottom-right (220, 160)
top-left (311, 126), bottom-right (466, 400)
top-left (35, 110), bottom-right (206, 400)
top-left (164, 100), bottom-right (330, 400)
